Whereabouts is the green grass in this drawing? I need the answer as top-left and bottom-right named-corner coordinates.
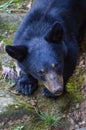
top-left (33, 107), bottom-right (62, 127)
top-left (38, 112), bottom-right (62, 127)
top-left (0, 0), bottom-right (24, 13)
top-left (0, 0), bottom-right (14, 9)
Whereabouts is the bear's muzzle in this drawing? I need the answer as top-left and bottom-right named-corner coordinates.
top-left (43, 71), bottom-right (63, 96)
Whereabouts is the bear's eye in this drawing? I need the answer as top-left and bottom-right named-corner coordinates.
top-left (51, 63), bottom-right (58, 68)
top-left (39, 69), bottom-right (45, 75)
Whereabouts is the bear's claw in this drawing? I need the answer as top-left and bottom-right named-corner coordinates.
top-left (17, 75), bottom-right (38, 95)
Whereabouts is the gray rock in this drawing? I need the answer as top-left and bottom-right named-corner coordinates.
top-left (0, 89), bottom-right (20, 113)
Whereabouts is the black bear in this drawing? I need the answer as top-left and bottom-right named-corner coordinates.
top-left (6, 0), bottom-right (86, 98)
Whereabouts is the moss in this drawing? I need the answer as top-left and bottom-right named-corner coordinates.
top-left (6, 102), bottom-right (34, 112)
top-left (67, 67), bottom-right (84, 103)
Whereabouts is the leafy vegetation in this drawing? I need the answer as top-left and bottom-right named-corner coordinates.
top-left (14, 125), bottom-right (24, 130)
top-left (0, 0), bottom-right (24, 13)
top-left (0, 0), bottom-right (14, 9)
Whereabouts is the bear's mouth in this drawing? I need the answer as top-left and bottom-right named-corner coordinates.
top-left (43, 82), bottom-right (63, 96)
top-left (43, 71), bottom-right (63, 96)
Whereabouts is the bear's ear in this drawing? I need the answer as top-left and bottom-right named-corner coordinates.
top-left (5, 45), bottom-right (28, 62)
top-left (45, 22), bottom-right (63, 44)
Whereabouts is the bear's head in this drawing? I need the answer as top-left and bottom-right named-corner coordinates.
top-left (6, 22), bottom-right (67, 96)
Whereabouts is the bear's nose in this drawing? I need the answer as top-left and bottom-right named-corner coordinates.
top-left (54, 86), bottom-right (63, 96)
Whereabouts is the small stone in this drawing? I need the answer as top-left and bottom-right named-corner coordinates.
top-left (76, 103), bottom-right (80, 109)
top-left (79, 121), bottom-right (86, 126)
top-left (70, 118), bottom-right (75, 125)
top-left (79, 122), bottom-right (82, 126)
top-left (81, 121), bottom-right (86, 125)
top-left (75, 124), bottom-right (79, 129)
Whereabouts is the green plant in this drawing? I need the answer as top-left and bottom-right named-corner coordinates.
top-left (0, 0), bottom-right (14, 9)
top-left (38, 112), bottom-right (62, 127)
top-left (0, 0), bottom-right (24, 12)
top-left (14, 125), bottom-right (24, 130)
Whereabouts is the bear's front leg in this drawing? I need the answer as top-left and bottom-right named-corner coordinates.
top-left (17, 73), bottom-right (38, 95)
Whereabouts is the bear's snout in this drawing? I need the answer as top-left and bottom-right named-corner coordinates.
top-left (43, 71), bottom-right (63, 96)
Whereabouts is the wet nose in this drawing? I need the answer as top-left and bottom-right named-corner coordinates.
top-left (54, 86), bottom-right (63, 96)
